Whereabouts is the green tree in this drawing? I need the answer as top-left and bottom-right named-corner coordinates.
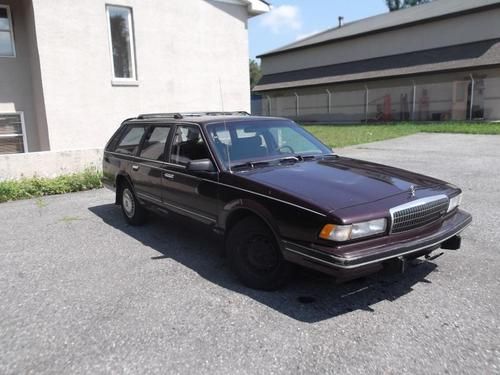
top-left (249, 59), bottom-right (262, 89)
top-left (386, 0), bottom-right (431, 11)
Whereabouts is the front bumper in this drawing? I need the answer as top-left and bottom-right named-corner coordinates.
top-left (282, 209), bottom-right (472, 274)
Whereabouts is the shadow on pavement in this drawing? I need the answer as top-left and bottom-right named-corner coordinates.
top-left (89, 204), bottom-right (437, 323)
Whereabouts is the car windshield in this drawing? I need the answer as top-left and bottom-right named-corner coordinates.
top-left (206, 119), bottom-right (332, 169)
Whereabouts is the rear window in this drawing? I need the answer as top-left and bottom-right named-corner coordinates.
top-left (114, 126), bottom-right (145, 155)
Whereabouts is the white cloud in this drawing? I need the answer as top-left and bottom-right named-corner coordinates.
top-left (295, 30), bottom-right (320, 41)
top-left (259, 5), bottom-right (302, 34)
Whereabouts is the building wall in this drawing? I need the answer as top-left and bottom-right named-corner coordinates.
top-left (31, 0), bottom-right (252, 151)
top-left (261, 68), bottom-right (500, 123)
top-left (261, 8), bottom-right (500, 75)
top-left (0, 148), bottom-right (102, 180)
top-left (0, 0), bottom-right (46, 152)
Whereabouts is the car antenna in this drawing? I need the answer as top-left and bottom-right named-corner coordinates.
top-left (219, 78), bottom-right (232, 173)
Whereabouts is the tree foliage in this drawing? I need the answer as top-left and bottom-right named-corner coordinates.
top-left (385, 0), bottom-right (432, 11)
top-left (249, 59), bottom-right (262, 89)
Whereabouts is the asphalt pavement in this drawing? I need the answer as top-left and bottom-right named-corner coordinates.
top-left (0, 133), bottom-right (499, 374)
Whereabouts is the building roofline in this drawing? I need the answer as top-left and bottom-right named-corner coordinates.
top-left (254, 39), bottom-right (500, 91)
top-left (257, 1), bottom-right (500, 58)
top-left (254, 64), bottom-right (500, 93)
top-left (212, 0), bottom-right (270, 16)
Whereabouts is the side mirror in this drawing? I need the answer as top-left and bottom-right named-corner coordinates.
top-left (187, 158), bottom-right (216, 172)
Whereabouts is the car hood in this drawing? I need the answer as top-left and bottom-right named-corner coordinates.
top-left (235, 157), bottom-right (447, 212)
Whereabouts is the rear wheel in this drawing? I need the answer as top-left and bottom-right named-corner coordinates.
top-left (120, 183), bottom-right (147, 225)
top-left (226, 216), bottom-right (294, 290)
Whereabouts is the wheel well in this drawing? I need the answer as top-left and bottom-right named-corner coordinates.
top-left (225, 209), bottom-right (278, 240)
top-left (115, 175), bottom-right (130, 205)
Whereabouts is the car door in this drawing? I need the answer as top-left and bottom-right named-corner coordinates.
top-left (131, 125), bottom-right (172, 205)
top-left (109, 124), bottom-right (147, 186)
top-left (160, 124), bottom-right (219, 224)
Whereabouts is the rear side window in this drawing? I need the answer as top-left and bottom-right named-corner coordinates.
top-left (115, 126), bottom-right (145, 155)
top-left (139, 126), bottom-right (170, 161)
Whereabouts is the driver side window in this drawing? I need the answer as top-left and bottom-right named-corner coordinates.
top-left (170, 125), bottom-right (210, 166)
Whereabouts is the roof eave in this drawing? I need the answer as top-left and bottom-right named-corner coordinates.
top-left (257, 2), bottom-right (500, 58)
top-left (213, 0), bottom-right (270, 17)
top-left (253, 62), bottom-right (500, 92)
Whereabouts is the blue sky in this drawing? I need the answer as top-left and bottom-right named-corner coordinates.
top-left (249, 0), bottom-right (389, 60)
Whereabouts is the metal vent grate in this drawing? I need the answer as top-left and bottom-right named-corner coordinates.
top-left (390, 195), bottom-right (449, 234)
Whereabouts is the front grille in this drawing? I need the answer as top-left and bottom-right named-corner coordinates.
top-left (390, 195), bottom-right (449, 234)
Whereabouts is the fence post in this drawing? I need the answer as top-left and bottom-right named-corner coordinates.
top-left (326, 89), bottom-right (332, 114)
top-left (294, 92), bottom-right (300, 117)
top-left (364, 86), bottom-right (369, 124)
top-left (265, 95), bottom-right (272, 116)
top-left (469, 74), bottom-right (475, 121)
top-left (412, 80), bottom-right (417, 121)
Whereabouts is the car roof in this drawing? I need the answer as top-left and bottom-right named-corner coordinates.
top-left (124, 113), bottom-right (286, 127)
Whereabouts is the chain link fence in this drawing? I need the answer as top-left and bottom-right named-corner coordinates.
top-left (253, 69), bottom-right (500, 122)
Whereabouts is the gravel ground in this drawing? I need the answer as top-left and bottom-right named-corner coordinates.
top-left (0, 133), bottom-right (499, 374)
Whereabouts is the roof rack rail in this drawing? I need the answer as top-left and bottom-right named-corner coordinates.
top-left (137, 113), bottom-right (183, 120)
top-left (136, 111), bottom-right (250, 120)
top-left (196, 111), bottom-right (251, 116)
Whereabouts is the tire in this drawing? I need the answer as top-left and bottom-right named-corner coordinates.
top-left (226, 216), bottom-right (294, 291)
top-left (119, 183), bottom-right (147, 225)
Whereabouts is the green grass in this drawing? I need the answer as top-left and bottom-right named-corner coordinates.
top-left (302, 122), bottom-right (500, 148)
top-left (0, 168), bottom-right (103, 203)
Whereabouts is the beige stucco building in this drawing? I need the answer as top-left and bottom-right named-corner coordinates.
top-left (0, 0), bottom-right (269, 156)
top-left (255, 0), bottom-right (500, 123)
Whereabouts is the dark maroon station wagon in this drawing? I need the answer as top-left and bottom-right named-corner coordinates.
top-left (102, 112), bottom-right (472, 290)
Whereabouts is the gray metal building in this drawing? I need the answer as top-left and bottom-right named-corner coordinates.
top-left (254, 0), bottom-right (500, 122)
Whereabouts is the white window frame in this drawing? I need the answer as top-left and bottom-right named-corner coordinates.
top-left (105, 5), bottom-right (138, 85)
top-left (0, 112), bottom-right (28, 153)
top-left (0, 4), bottom-right (16, 58)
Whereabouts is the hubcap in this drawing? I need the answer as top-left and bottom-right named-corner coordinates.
top-left (122, 188), bottom-right (135, 218)
top-left (242, 235), bottom-right (279, 274)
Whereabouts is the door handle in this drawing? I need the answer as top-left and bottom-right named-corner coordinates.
top-left (132, 165), bottom-right (140, 171)
top-left (163, 172), bottom-right (174, 180)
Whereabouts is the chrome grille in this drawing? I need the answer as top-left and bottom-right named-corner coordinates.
top-left (390, 195), bottom-right (449, 234)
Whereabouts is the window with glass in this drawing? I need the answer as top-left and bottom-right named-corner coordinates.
top-left (0, 5), bottom-right (15, 57)
top-left (207, 120), bottom-right (331, 168)
top-left (106, 5), bottom-right (136, 81)
top-left (0, 113), bottom-right (27, 154)
top-left (114, 126), bottom-right (145, 155)
top-left (139, 126), bottom-right (170, 161)
top-left (170, 126), bottom-right (210, 166)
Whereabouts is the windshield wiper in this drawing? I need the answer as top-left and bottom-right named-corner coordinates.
top-left (296, 154), bottom-right (318, 161)
top-left (279, 154), bottom-right (323, 164)
top-left (231, 160), bottom-right (272, 170)
top-left (279, 156), bottom-right (300, 163)
top-left (320, 153), bottom-right (339, 160)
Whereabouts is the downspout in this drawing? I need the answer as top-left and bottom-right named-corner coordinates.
top-left (469, 74), bottom-right (475, 121)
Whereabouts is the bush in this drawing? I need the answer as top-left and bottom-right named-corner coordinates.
top-left (0, 168), bottom-right (103, 203)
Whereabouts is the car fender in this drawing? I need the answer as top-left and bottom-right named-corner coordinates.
top-left (219, 198), bottom-right (283, 248)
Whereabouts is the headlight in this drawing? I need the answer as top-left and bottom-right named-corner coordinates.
top-left (447, 193), bottom-right (462, 213)
top-left (319, 218), bottom-right (387, 242)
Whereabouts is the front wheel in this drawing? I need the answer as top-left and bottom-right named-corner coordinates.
top-left (120, 184), bottom-right (147, 225)
top-left (226, 217), bottom-right (294, 290)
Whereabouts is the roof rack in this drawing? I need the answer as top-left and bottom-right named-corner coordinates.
top-left (137, 113), bottom-right (183, 120)
top-left (136, 111), bottom-right (250, 120)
